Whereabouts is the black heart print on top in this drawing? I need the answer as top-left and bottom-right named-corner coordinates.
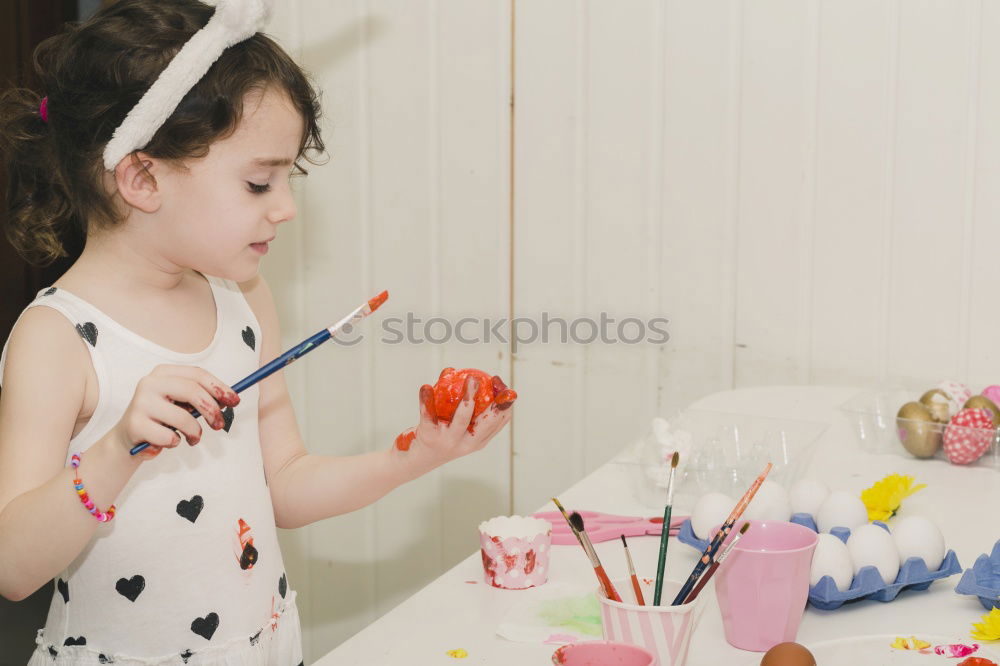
top-left (43, 287), bottom-right (56, 296)
top-left (191, 612), bottom-right (219, 640)
top-left (176, 495), bottom-right (204, 523)
top-left (180, 649), bottom-right (194, 663)
top-left (222, 406), bottom-right (234, 433)
top-left (57, 578), bottom-right (69, 603)
top-left (75, 322), bottom-right (98, 347)
top-left (241, 326), bottom-right (255, 350)
top-left (115, 575), bottom-right (145, 602)
top-left (278, 573), bottom-right (287, 598)
top-left (63, 636), bottom-right (86, 646)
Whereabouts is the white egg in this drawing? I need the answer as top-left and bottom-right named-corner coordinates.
top-left (847, 524), bottom-right (900, 585)
top-left (810, 533), bottom-right (854, 590)
top-left (789, 478), bottom-right (830, 516)
top-left (815, 491), bottom-right (869, 533)
top-left (691, 492), bottom-right (735, 540)
top-left (745, 480), bottom-right (792, 522)
top-left (892, 516), bottom-right (946, 571)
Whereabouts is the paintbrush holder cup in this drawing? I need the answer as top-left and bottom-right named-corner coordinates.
top-left (478, 515), bottom-right (552, 590)
top-left (596, 578), bottom-right (706, 666)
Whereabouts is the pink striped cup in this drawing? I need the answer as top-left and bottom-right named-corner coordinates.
top-left (596, 578), bottom-right (706, 666)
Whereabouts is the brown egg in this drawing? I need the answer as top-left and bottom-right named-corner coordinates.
top-left (760, 642), bottom-right (817, 666)
top-left (964, 395), bottom-right (1000, 426)
top-left (897, 401), bottom-right (943, 458)
top-left (919, 389), bottom-right (951, 423)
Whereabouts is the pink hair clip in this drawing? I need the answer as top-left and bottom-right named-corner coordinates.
top-left (39, 96), bottom-right (49, 123)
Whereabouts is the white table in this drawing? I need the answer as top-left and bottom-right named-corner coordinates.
top-left (315, 386), bottom-right (1000, 665)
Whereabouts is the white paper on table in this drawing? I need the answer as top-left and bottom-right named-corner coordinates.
top-left (495, 583), bottom-right (603, 645)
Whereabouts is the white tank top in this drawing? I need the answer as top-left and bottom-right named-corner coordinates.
top-left (0, 275), bottom-right (303, 665)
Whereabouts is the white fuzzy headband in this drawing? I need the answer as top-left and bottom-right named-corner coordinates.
top-left (101, 0), bottom-right (274, 171)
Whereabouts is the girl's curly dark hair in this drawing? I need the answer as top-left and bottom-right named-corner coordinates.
top-left (0, 0), bottom-right (325, 265)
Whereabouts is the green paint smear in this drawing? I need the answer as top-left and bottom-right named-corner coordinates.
top-left (537, 595), bottom-right (603, 637)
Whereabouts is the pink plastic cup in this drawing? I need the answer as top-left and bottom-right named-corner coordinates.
top-left (711, 519), bottom-right (818, 652)
top-left (552, 640), bottom-right (656, 666)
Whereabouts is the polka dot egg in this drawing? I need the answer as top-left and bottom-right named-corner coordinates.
top-left (942, 407), bottom-right (994, 465)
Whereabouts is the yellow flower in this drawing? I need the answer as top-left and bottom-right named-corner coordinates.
top-left (971, 607), bottom-right (1000, 641)
top-left (860, 474), bottom-right (927, 522)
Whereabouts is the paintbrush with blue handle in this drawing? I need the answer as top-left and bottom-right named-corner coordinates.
top-left (130, 290), bottom-right (388, 455)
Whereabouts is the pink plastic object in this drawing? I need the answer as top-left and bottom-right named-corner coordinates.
top-left (552, 640), bottom-right (656, 666)
top-left (596, 577), bottom-right (705, 666)
top-left (479, 525), bottom-right (551, 590)
top-left (712, 520), bottom-right (818, 652)
top-left (532, 510), bottom-right (688, 545)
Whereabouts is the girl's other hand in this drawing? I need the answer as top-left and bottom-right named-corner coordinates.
top-left (398, 375), bottom-right (513, 470)
top-left (112, 365), bottom-right (240, 459)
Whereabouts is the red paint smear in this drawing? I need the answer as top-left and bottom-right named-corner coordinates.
top-left (524, 550), bottom-right (536, 575)
top-left (958, 658), bottom-right (996, 666)
top-left (480, 550), bottom-right (498, 587)
top-left (937, 644), bottom-right (981, 658)
top-left (502, 553), bottom-right (519, 572)
top-left (464, 580), bottom-right (478, 584)
top-left (394, 431), bottom-right (416, 451)
top-left (367, 290), bottom-right (389, 312)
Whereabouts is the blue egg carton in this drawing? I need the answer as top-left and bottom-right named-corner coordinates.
top-left (955, 538), bottom-right (1000, 610)
top-left (676, 515), bottom-right (961, 610)
top-left (677, 513), bottom-right (839, 552)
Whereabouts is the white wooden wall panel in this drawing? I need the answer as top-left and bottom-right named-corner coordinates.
top-left (887, 0), bottom-right (976, 386)
top-left (970, 1), bottom-right (1000, 390)
top-left (657, 0), bottom-right (739, 413)
top-left (262, 0), bottom-right (1000, 660)
top-left (732, 0), bottom-right (816, 386)
top-left (511, 0), bottom-right (587, 514)
top-left (809, 0), bottom-right (894, 385)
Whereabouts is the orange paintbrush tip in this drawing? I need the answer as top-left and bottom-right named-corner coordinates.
top-left (368, 290), bottom-right (389, 312)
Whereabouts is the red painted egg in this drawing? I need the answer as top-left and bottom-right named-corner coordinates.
top-left (432, 368), bottom-right (498, 423)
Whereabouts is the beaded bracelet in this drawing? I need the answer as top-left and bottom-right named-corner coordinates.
top-left (70, 454), bottom-right (116, 522)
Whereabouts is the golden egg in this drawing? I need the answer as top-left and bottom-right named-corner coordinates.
top-left (897, 401), bottom-right (942, 458)
top-left (919, 389), bottom-right (951, 423)
top-left (964, 395), bottom-right (1000, 427)
top-left (760, 642), bottom-right (816, 666)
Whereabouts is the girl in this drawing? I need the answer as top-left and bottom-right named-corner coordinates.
top-left (0, 1), bottom-right (514, 663)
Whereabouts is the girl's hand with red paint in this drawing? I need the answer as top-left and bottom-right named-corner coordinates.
top-left (394, 368), bottom-right (515, 468)
top-left (111, 365), bottom-right (240, 459)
